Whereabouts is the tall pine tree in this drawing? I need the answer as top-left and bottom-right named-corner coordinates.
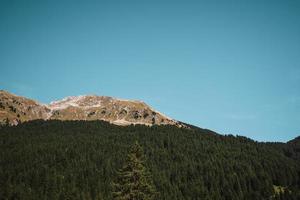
top-left (112, 141), bottom-right (157, 200)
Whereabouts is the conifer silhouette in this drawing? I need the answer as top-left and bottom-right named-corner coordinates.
top-left (112, 141), bottom-right (157, 200)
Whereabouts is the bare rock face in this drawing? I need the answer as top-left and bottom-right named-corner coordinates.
top-left (0, 90), bottom-right (184, 127)
top-left (0, 90), bottom-right (50, 125)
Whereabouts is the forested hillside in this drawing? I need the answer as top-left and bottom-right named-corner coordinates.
top-left (0, 120), bottom-right (299, 200)
top-left (267, 136), bottom-right (300, 162)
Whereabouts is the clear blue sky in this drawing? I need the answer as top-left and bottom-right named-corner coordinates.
top-left (1, 0), bottom-right (299, 142)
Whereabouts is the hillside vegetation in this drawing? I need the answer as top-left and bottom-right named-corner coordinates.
top-left (0, 120), bottom-right (299, 199)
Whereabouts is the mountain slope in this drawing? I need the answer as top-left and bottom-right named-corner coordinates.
top-left (0, 90), bottom-right (50, 125)
top-left (267, 136), bottom-right (300, 162)
top-left (0, 120), bottom-right (299, 199)
top-left (0, 90), bottom-right (183, 127)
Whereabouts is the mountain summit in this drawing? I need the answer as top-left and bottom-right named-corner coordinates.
top-left (0, 90), bottom-right (183, 127)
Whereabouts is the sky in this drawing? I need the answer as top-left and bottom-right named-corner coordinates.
top-left (0, 0), bottom-right (299, 142)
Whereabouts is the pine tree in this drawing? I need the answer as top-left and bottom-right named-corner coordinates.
top-left (112, 141), bottom-right (157, 200)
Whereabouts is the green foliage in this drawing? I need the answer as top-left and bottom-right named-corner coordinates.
top-left (0, 120), bottom-right (299, 199)
top-left (112, 141), bottom-right (157, 200)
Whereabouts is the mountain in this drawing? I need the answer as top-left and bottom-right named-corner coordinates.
top-left (0, 90), bottom-right (183, 127)
top-left (0, 90), bottom-right (50, 125)
top-left (0, 120), bottom-right (299, 199)
top-left (2, 90), bottom-right (299, 199)
top-left (267, 136), bottom-right (300, 161)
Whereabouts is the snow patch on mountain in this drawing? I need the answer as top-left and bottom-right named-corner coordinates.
top-left (48, 95), bottom-right (102, 110)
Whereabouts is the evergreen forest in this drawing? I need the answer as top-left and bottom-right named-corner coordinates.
top-left (0, 120), bottom-right (299, 200)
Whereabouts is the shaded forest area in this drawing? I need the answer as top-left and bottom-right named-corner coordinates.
top-left (0, 120), bottom-right (299, 199)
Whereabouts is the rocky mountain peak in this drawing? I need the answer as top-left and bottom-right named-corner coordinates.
top-left (0, 90), bottom-right (184, 127)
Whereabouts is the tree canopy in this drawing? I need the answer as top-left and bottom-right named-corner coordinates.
top-left (112, 141), bottom-right (157, 200)
top-left (0, 120), bottom-right (299, 199)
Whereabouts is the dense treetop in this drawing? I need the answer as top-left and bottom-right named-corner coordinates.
top-left (0, 120), bottom-right (299, 199)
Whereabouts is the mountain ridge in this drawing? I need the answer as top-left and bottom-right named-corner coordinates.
top-left (0, 90), bottom-right (184, 127)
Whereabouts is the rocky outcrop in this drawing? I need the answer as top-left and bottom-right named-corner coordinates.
top-left (0, 90), bottom-right (184, 127)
